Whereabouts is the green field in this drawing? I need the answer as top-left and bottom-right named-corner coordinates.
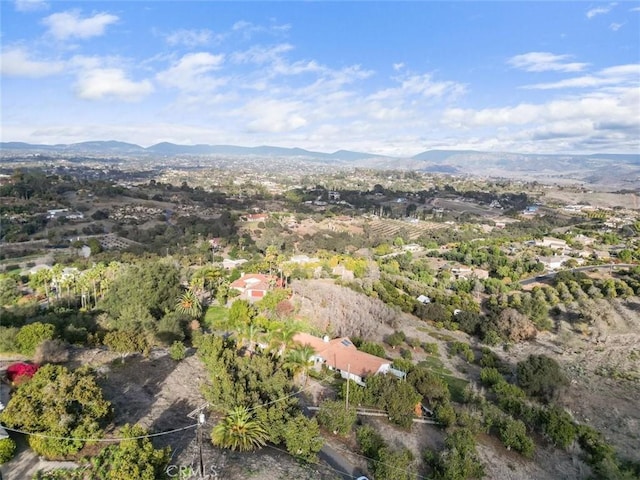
top-left (203, 305), bottom-right (228, 330)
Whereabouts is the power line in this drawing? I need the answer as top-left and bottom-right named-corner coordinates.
top-left (0, 423), bottom-right (197, 442)
top-left (263, 443), bottom-right (358, 480)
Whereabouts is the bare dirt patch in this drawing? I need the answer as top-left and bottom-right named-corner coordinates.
top-left (77, 347), bottom-right (341, 480)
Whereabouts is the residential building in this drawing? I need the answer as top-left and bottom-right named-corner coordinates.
top-left (230, 273), bottom-right (281, 301)
top-left (293, 333), bottom-right (403, 386)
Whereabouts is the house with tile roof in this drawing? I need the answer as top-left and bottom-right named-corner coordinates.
top-left (293, 332), bottom-right (404, 386)
top-left (230, 273), bottom-right (281, 301)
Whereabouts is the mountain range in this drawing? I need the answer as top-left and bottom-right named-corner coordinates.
top-left (2, 140), bottom-right (639, 187)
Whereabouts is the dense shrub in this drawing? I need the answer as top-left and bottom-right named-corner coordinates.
top-left (0, 437), bottom-right (16, 464)
top-left (16, 322), bottom-right (56, 356)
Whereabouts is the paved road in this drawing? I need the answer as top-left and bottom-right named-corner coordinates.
top-left (519, 263), bottom-right (636, 286)
top-left (299, 403), bottom-right (367, 480)
top-left (318, 441), bottom-right (367, 480)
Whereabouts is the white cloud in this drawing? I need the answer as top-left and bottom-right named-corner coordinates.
top-left (393, 62), bottom-right (405, 71)
top-left (609, 22), bottom-right (624, 31)
top-left (522, 63), bottom-right (639, 89)
top-left (242, 98), bottom-right (307, 133)
top-left (166, 29), bottom-right (215, 47)
top-left (0, 46), bottom-right (64, 77)
top-left (75, 68), bottom-right (153, 101)
top-left (14, 0), bottom-right (48, 12)
top-left (157, 52), bottom-right (226, 92)
top-left (231, 44), bottom-right (294, 65)
top-left (369, 73), bottom-right (466, 102)
top-left (232, 20), bottom-right (290, 40)
top-left (442, 87), bottom-right (637, 137)
top-left (586, 3), bottom-right (616, 19)
top-left (42, 10), bottom-right (118, 40)
top-left (508, 52), bottom-right (588, 72)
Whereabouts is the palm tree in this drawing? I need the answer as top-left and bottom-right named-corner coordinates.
top-left (236, 322), bottom-right (263, 354)
top-left (270, 322), bottom-right (300, 357)
top-left (211, 406), bottom-right (268, 452)
top-left (283, 344), bottom-right (315, 386)
top-left (175, 288), bottom-right (202, 319)
top-left (28, 267), bottom-right (53, 302)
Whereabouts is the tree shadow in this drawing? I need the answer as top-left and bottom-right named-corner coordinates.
top-left (97, 352), bottom-right (177, 428)
top-left (150, 398), bottom-right (199, 456)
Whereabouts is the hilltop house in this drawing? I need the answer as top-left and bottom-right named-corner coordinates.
top-left (222, 258), bottom-right (248, 270)
top-left (536, 236), bottom-right (568, 252)
top-left (293, 333), bottom-right (404, 386)
top-left (230, 273), bottom-right (281, 301)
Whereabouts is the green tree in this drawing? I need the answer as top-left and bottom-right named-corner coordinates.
top-left (282, 344), bottom-right (315, 385)
top-left (541, 405), bottom-right (577, 449)
top-left (0, 364), bottom-right (111, 458)
top-left (16, 322), bottom-right (56, 356)
top-left (407, 368), bottom-right (451, 405)
top-left (175, 289), bottom-right (202, 319)
top-left (359, 341), bottom-right (386, 357)
top-left (92, 424), bottom-right (170, 480)
top-left (282, 414), bottom-right (324, 462)
top-left (498, 418), bottom-right (534, 457)
top-left (434, 402), bottom-right (457, 428)
top-left (517, 355), bottom-right (567, 402)
top-left (383, 380), bottom-right (422, 429)
top-left (103, 329), bottom-right (151, 359)
top-left (99, 261), bottom-right (181, 321)
top-left (0, 276), bottom-right (21, 306)
top-left (169, 341), bottom-right (187, 361)
top-left (0, 437), bottom-right (16, 464)
top-left (317, 400), bottom-right (357, 436)
top-left (356, 425), bottom-right (385, 459)
top-left (211, 406), bottom-right (268, 452)
top-left (374, 447), bottom-right (417, 480)
top-left (228, 299), bottom-right (256, 327)
top-left (430, 427), bottom-right (485, 480)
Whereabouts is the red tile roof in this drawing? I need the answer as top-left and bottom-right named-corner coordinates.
top-left (293, 333), bottom-right (389, 380)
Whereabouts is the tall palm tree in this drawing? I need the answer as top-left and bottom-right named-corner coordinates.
top-left (28, 267), bottom-right (53, 302)
top-left (270, 322), bottom-right (300, 357)
top-left (236, 322), bottom-right (263, 354)
top-left (175, 288), bottom-right (202, 319)
top-left (211, 406), bottom-right (268, 452)
top-left (283, 344), bottom-right (315, 386)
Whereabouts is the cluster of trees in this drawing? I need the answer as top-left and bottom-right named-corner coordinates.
top-left (0, 365), bottom-right (112, 458)
top-left (196, 334), bottom-right (323, 462)
top-left (475, 354), bottom-right (639, 479)
top-left (356, 425), bottom-right (417, 480)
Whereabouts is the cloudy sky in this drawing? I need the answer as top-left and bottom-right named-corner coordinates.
top-left (1, 1), bottom-right (639, 156)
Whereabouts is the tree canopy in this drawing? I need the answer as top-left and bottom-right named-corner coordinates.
top-left (0, 364), bottom-right (111, 458)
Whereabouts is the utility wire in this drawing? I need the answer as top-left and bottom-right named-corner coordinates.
top-left (0, 423), bottom-right (197, 442)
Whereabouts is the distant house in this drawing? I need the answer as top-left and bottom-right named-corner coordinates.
top-left (536, 236), bottom-right (568, 251)
top-left (230, 273), bottom-right (281, 301)
top-left (417, 295), bottom-right (431, 304)
top-left (289, 255), bottom-right (319, 265)
top-left (293, 333), bottom-right (403, 386)
top-left (243, 213), bottom-right (269, 222)
top-left (222, 258), bottom-right (248, 270)
top-left (537, 255), bottom-right (575, 270)
top-left (46, 208), bottom-right (84, 220)
top-left (403, 244), bottom-right (422, 252)
top-left (450, 265), bottom-right (489, 280)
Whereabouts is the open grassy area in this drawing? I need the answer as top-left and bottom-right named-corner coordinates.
top-left (203, 305), bottom-right (228, 330)
top-left (417, 355), bottom-right (469, 402)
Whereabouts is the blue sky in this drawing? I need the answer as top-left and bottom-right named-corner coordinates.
top-left (1, 1), bottom-right (639, 156)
